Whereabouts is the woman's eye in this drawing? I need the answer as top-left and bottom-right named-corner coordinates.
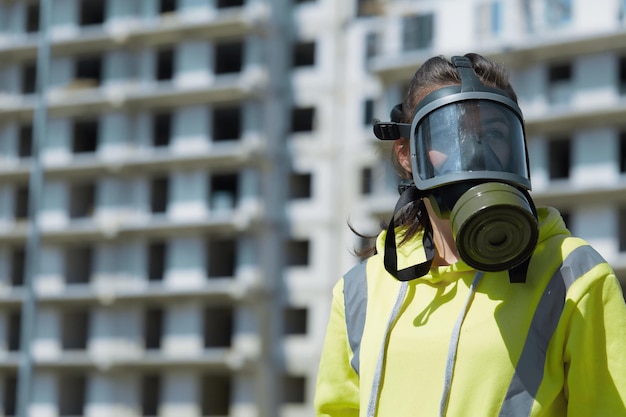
top-left (484, 128), bottom-right (507, 142)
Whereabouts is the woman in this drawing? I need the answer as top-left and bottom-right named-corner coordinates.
top-left (314, 53), bottom-right (626, 417)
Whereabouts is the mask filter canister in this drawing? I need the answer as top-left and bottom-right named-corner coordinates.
top-left (450, 182), bottom-right (538, 272)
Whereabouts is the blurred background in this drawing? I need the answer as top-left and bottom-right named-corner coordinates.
top-left (0, 0), bottom-right (625, 416)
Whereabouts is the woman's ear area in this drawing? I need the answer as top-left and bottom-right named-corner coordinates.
top-left (394, 138), bottom-right (413, 173)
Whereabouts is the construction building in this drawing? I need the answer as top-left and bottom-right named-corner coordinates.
top-left (0, 0), bottom-right (624, 416)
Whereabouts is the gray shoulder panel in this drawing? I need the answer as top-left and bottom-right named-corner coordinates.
top-left (343, 260), bottom-right (368, 376)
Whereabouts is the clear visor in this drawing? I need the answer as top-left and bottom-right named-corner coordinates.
top-left (412, 100), bottom-right (528, 187)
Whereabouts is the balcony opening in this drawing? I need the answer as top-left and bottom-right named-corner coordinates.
top-left (26, 2), bottom-right (40, 33)
top-left (65, 246), bottom-right (92, 284)
top-left (203, 306), bottom-right (233, 348)
top-left (18, 123), bottom-right (33, 158)
top-left (288, 172), bottom-right (312, 199)
top-left (61, 310), bottom-right (89, 350)
top-left (75, 56), bottom-right (102, 87)
top-left (201, 374), bottom-right (231, 415)
top-left (364, 32), bottom-right (378, 62)
top-left (210, 173), bottom-right (239, 210)
top-left (72, 119), bottom-right (98, 153)
top-left (156, 47), bottom-right (174, 81)
top-left (619, 57), bottom-right (626, 95)
top-left (59, 375), bottom-right (86, 417)
top-left (212, 106), bottom-right (241, 141)
top-left (152, 112), bottom-right (172, 147)
top-left (14, 185), bottom-right (29, 220)
top-left (362, 99), bottom-right (374, 126)
top-left (141, 374), bottom-right (161, 417)
top-left (282, 374), bottom-right (306, 404)
top-left (22, 62), bottom-right (36, 94)
top-left (148, 241), bottom-right (166, 281)
top-left (3, 374), bottom-right (17, 417)
top-left (150, 176), bottom-right (169, 214)
top-left (284, 307), bottom-right (307, 335)
top-left (547, 63), bottom-right (572, 104)
top-left (620, 132), bottom-right (626, 172)
top-left (290, 107), bottom-right (315, 133)
top-left (144, 307), bottom-right (163, 350)
top-left (79, 0), bottom-right (105, 26)
top-left (10, 247), bottom-right (25, 287)
top-left (548, 137), bottom-right (571, 180)
top-left (285, 239), bottom-right (309, 266)
top-left (215, 41), bottom-right (243, 75)
top-left (207, 238), bottom-right (236, 278)
top-left (217, 0), bottom-right (244, 9)
top-left (361, 167), bottom-right (373, 195)
top-left (69, 183), bottom-right (95, 219)
top-left (357, 0), bottom-right (383, 17)
top-left (402, 13), bottom-right (434, 51)
top-left (8, 311), bottom-right (21, 352)
top-left (160, 0), bottom-right (177, 14)
top-left (292, 41), bottom-right (315, 68)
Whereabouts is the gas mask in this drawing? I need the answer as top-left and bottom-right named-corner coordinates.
top-left (373, 56), bottom-right (538, 282)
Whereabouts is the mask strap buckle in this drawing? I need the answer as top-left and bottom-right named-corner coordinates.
top-left (383, 185), bottom-right (434, 281)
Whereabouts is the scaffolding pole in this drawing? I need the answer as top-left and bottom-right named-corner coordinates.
top-left (16, 1), bottom-right (51, 416)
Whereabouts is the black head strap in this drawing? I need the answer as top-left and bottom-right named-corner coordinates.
top-left (451, 56), bottom-right (483, 92)
top-left (383, 185), bottom-right (435, 281)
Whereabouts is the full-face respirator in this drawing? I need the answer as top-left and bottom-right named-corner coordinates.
top-left (373, 56), bottom-right (538, 282)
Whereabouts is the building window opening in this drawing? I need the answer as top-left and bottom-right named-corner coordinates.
top-left (10, 247), bottom-right (25, 287)
top-left (402, 13), bottom-right (434, 51)
top-left (201, 375), bottom-right (231, 416)
top-left (61, 310), bottom-right (89, 350)
top-left (363, 99), bottom-right (374, 125)
top-left (217, 0), bottom-right (244, 9)
top-left (156, 47), bottom-right (174, 81)
top-left (65, 246), bottom-right (92, 284)
top-left (204, 306), bottom-right (233, 348)
top-left (361, 167), bottom-right (373, 195)
top-left (150, 176), bottom-right (169, 214)
top-left (22, 62), bottom-right (37, 94)
top-left (3, 375), bottom-right (17, 417)
top-left (14, 185), bottom-right (29, 221)
top-left (284, 307), bottom-right (308, 335)
top-left (207, 238), bottom-right (236, 278)
top-left (75, 56), bottom-right (102, 87)
top-left (282, 374), bottom-right (306, 404)
top-left (548, 137), bottom-right (571, 180)
top-left (559, 209), bottom-right (571, 230)
top-left (285, 239), bottom-right (309, 266)
top-left (153, 112), bottom-right (172, 147)
top-left (290, 107), bottom-right (315, 133)
top-left (8, 311), bottom-right (21, 352)
top-left (18, 124), bottom-right (33, 158)
top-left (26, 2), bottom-right (40, 33)
top-left (144, 307), bottom-right (163, 350)
top-left (79, 0), bottom-right (105, 26)
top-left (59, 375), bottom-right (86, 417)
top-left (289, 172), bottom-right (312, 199)
top-left (69, 183), bottom-right (95, 219)
top-left (292, 41), bottom-right (316, 67)
top-left (545, 0), bottom-right (572, 26)
top-left (141, 374), bottom-right (161, 417)
top-left (215, 41), bottom-right (243, 74)
top-left (210, 173), bottom-right (239, 210)
top-left (212, 106), bottom-right (241, 141)
top-left (148, 241), bottom-right (166, 281)
top-left (72, 120), bottom-right (98, 154)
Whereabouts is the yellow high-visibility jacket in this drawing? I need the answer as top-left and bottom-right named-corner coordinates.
top-left (315, 207), bottom-right (626, 417)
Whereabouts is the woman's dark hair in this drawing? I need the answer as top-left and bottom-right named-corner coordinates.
top-left (353, 53), bottom-right (519, 258)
